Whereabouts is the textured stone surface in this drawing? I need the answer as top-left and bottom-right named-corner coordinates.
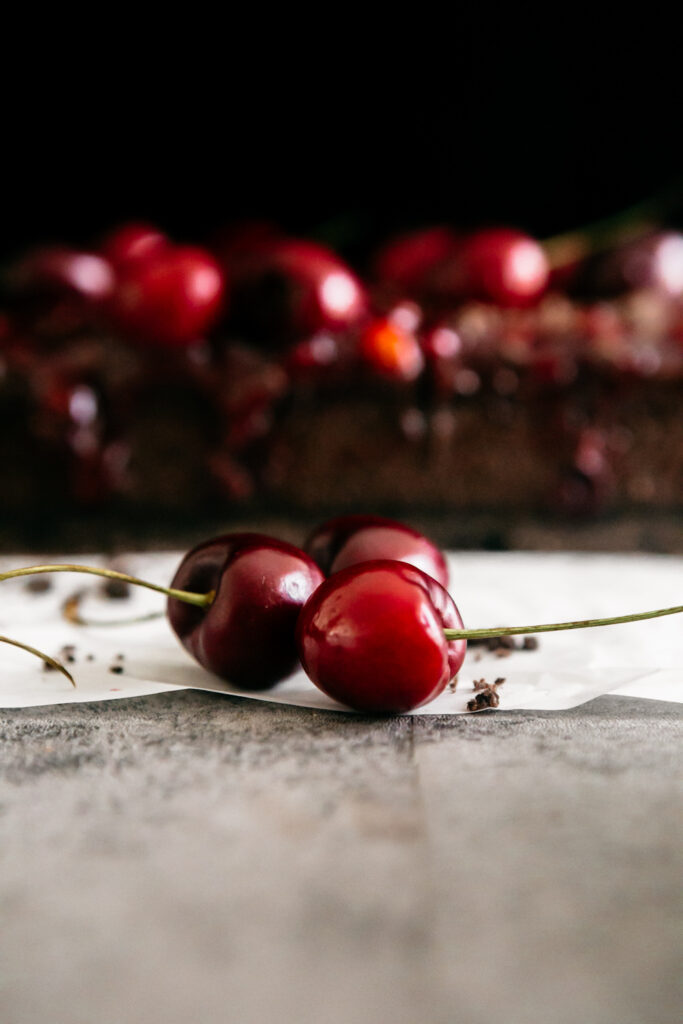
top-left (1, 692), bottom-right (681, 1024)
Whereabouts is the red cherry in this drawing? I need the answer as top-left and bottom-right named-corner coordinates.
top-left (102, 223), bottom-right (167, 267)
top-left (359, 317), bottom-right (424, 381)
top-left (109, 246), bottom-right (225, 347)
top-left (296, 560), bottom-right (466, 713)
top-left (229, 239), bottom-right (366, 343)
top-left (305, 514), bottom-right (448, 587)
top-left (437, 229), bottom-right (549, 307)
top-left (372, 226), bottom-right (460, 294)
top-left (167, 534), bottom-right (324, 689)
top-left (11, 247), bottom-right (114, 304)
top-left (592, 232), bottom-right (683, 296)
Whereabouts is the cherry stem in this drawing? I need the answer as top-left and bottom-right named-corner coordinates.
top-left (0, 634), bottom-right (75, 687)
top-left (444, 604), bottom-right (683, 642)
top-left (542, 180), bottom-right (683, 268)
top-left (0, 565), bottom-right (214, 609)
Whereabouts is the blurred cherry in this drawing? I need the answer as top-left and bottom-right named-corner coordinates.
top-left (372, 226), bottom-right (460, 295)
top-left (108, 245), bottom-right (225, 347)
top-left (102, 223), bottom-right (167, 267)
top-left (435, 228), bottom-right (549, 306)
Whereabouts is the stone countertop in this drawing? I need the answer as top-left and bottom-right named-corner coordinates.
top-left (1, 692), bottom-right (681, 1024)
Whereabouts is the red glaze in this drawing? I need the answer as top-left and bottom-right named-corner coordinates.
top-left (109, 245), bottom-right (225, 347)
top-left (229, 239), bottom-right (366, 343)
top-left (359, 317), bottom-right (425, 381)
top-left (305, 514), bottom-right (449, 587)
top-left (102, 223), bottom-right (167, 267)
top-left (373, 226), bottom-right (460, 294)
top-left (437, 229), bottom-right (549, 307)
top-left (296, 560), bottom-right (466, 713)
top-left (167, 533), bottom-right (324, 689)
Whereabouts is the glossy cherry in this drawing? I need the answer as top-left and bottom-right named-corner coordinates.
top-left (372, 226), bottom-right (460, 295)
top-left (10, 247), bottom-right (114, 304)
top-left (167, 533), bottom-right (324, 689)
top-left (108, 245), bottom-right (225, 346)
top-left (305, 514), bottom-right (449, 587)
top-left (436, 228), bottom-right (549, 307)
top-left (228, 239), bottom-right (366, 344)
top-left (296, 560), bottom-right (467, 713)
top-left (102, 222), bottom-right (168, 267)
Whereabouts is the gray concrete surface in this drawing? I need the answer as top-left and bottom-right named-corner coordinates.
top-left (1, 692), bottom-right (681, 1024)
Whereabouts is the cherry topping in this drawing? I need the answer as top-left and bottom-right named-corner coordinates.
top-left (108, 245), bottom-right (225, 347)
top-left (228, 239), bottom-right (366, 344)
top-left (359, 317), bottom-right (424, 381)
top-left (372, 226), bottom-right (460, 295)
top-left (296, 560), bottom-right (466, 713)
top-left (305, 514), bottom-right (449, 587)
top-left (102, 223), bottom-right (167, 267)
top-left (437, 228), bottom-right (549, 306)
top-left (167, 533), bottom-right (324, 689)
top-left (10, 247), bottom-right (114, 304)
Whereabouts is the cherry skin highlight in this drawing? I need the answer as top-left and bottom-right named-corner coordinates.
top-left (167, 533), bottom-right (324, 690)
top-left (296, 560), bottom-right (466, 713)
top-left (305, 514), bottom-right (449, 588)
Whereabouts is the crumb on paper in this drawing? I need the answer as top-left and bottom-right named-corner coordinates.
top-left (102, 577), bottom-right (131, 600)
top-left (109, 665), bottom-right (124, 675)
top-left (523, 636), bottom-right (539, 650)
top-left (448, 675), bottom-right (459, 692)
top-left (467, 677), bottom-right (505, 712)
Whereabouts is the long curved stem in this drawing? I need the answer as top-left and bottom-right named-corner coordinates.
top-left (0, 565), bottom-right (214, 609)
top-left (62, 591), bottom-right (165, 627)
top-left (0, 634), bottom-right (75, 687)
top-left (444, 604), bottom-right (683, 642)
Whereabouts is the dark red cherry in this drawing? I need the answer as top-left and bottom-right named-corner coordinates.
top-left (305, 514), bottom-right (449, 587)
top-left (102, 222), bottom-right (167, 267)
top-left (591, 231), bottom-right (683, 296)
top-left (108, 245), bottom-right (225, 347)
top-left (359, 317), bottom-right (424, 381)
top-left (10, 247), bottom-right (114, 304)
top-left (296, 560), bottom-right (466, 713)
top-left (228, 239), bottom-right (366, 344)
top-left (372, 226), bottom-right (460, 295)
top-left (436, 228), bottom-right (549, 307)
top-left (167, 533), bottom-right (324, 689)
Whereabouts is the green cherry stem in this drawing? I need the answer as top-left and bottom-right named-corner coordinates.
top-left (0, 634), bottom-right (75, 687)
top-left (444, 604), bottom-right (683, 642)
top-left (0, 564), bottom-right (214, 609)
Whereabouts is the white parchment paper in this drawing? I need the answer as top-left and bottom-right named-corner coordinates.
top-left (0, 551), bottom-right (680, 713)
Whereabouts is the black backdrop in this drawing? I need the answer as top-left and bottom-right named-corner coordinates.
top-left (2, 17), bottom-right (680, 262)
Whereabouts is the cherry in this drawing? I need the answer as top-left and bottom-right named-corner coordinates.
top-left (305, 514), bottom-right (448, 587)
top-left (167, 534), bottom-right (324, 689)
top-left (108, 245), bottom-right (225, 347)
top-left (435, 229), bottom-right (549, 307)
top-left (102, 223), bottom-right (167, 267)
top-left (296, 560), bottom-right (466, 713)
top-left (591, 231), bottom-right (683, 296)
top-left (359, 317), bottom-right (424, 381)
top-left (9, 247), bottom-right (114, 305)
top-left (228, 239), bottom-right (366, 344)
top-left (372, 226), bottom-right (460, 295)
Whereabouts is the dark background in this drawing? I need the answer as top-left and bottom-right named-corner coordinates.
top-left (2, 20), bottom-right (680, 262)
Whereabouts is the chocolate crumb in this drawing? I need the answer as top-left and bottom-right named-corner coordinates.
top-left (102, 578), bottom-right (131, 600)
top-left (109, 665), bottom-right (124, 675)
top-left (25, 577), bottom-right (53, 594)
top-left (493, 677), bottom-right (506, 687)
top-left (86, 654), bottom-right (95, 662)
top-left (467, 688), bottom-right (500, 711)
top-left (42, 660), bottom-right (55, 672)
top-left (448, 675), bottom-right (459, 693)
top-left (472, 678), bottom-right (489, 690)
top-left (523, 636), bottom-right (539, 650)
top-left (487, 635), bottom-right (516, 651)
